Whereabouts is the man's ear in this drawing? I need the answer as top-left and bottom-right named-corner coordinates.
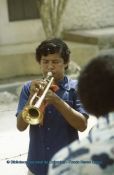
top-left (64, 62), bottom-right (69, 70)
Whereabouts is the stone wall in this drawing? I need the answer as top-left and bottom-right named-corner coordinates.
top-left (0, 41), bottom-right (99, 80)
top-left (0, 52), bottom-right (41, 80)
top-left (63, 0), bottom-right (114, 30)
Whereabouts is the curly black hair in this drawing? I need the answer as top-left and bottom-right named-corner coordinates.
top-left (78, 53), bottom-right (114, 116)
top-left (35, 38), bottom-right (70, 69)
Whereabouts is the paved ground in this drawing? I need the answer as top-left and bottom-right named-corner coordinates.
top-left (0, 100), bottom-right (29, 175)
top-left (0, 82), bottom-right (97, 175)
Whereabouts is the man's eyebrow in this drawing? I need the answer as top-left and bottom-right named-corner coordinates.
top-left (41, 58), bottom-right (49, 61)
top-left (42, 58), bottom-right (60, 61)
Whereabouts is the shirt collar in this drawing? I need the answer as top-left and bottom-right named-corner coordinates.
top-left (57, 76), bottom-right (70, 90)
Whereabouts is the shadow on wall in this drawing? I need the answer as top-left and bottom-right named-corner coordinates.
top-left (66, 60), bottom-right (81, 79)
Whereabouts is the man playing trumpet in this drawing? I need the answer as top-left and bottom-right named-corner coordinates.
top-left (16, 38), bottom-right (89, 175)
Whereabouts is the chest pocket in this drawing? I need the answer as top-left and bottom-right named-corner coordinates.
top-left (67, 88), bottom-right (76, 109)
top-left (61, 88), bottom-right (76, 110)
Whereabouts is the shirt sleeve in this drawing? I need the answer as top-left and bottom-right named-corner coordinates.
top-left (48, 129), bottom-right (114, 175)
top-left (68, 78), bottom-right (89, 119)
top-left (74, 91), bottom-right (89, 119)
top-left (47, 138), bottom-right (90, 175)
top-left (16, 81), bottom-right (31, 116)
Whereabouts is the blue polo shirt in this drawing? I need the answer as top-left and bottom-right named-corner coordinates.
top-left (16, 76), bottom-right (88, 175)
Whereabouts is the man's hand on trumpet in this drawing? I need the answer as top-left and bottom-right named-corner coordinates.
top-left (29, 79), bottom-right (59, 105)
top-left (29, 80), bottom-right (47, 100)
top-left (44, 89), bottom-right (58, 105)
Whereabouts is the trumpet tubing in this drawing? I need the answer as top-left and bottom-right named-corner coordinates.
top-left (22, 72), bottom-right (54, 125)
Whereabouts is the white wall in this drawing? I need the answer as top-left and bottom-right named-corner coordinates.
top-left (0, 0), bottom-right (113, 79)
top-left (0, 0), bottom-right (45, 79)
top-left (0, 0), bottom-right (45, 46)
top-left (0, 0), bottom-right (114, 47)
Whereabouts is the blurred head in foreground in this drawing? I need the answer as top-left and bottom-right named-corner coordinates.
top-left (78, 53), bottom-right (114, 116)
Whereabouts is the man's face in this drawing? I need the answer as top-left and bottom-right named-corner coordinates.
top-left (39, 53), bottom-right (68, 81)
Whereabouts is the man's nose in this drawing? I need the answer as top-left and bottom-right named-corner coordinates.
top-left (48, 61), bottom-right (53, 69)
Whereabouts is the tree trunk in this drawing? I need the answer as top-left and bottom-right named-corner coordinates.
top-left (37, 0), bottom-right (68, 38)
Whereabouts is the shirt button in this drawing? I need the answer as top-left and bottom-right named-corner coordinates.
top-left (47, 127), bottom-right (50, 131)
top-left (46, 147), bottom-right (50, 150)
top-left (48, 111), bottom-right (52, 114)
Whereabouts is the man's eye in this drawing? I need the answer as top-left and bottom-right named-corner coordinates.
top-left (43, 61), bottom-right (48, 64)
top-left (52, 61), bottom-right (60, 64)
top-left (42, 60), bottom-right (61, 64)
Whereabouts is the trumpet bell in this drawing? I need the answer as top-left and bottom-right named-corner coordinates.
top-left (22, 71), bottom-right (55, 125)
top-left (22, 106), bottom-right (43, 125)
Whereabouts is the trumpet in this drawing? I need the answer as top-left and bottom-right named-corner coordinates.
top-left (22, 72), bottom-right (55, 125)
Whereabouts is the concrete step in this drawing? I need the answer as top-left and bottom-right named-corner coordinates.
top-left (63, 27), bottom-right (114, 46)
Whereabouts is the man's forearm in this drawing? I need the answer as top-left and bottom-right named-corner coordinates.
top-left (53, 96), bottom-right (87, 132)
top-left (17, 112), bottom-right (29, 131)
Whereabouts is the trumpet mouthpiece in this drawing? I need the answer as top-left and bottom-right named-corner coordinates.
top-left (47, 72), bottom-right (53, 77)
